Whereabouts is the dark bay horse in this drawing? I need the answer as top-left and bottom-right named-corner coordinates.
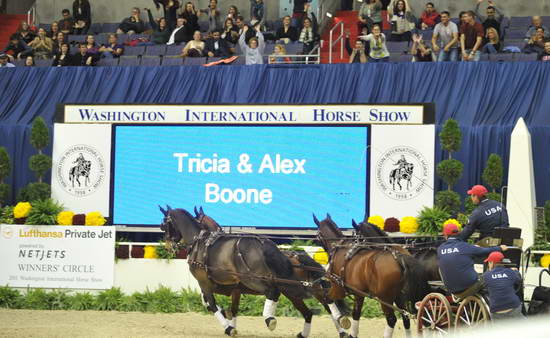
top-left (315, 214), bottom-right (430, 338)
top-left (192, 206), bottom-right (349, 338)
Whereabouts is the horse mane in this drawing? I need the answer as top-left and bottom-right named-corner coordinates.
top-left (319, 218), bottom-right (344, 240)
top-left (171, 208), bottom-right (203, 230)
top-left (358, 222), bottom-right (394, 244)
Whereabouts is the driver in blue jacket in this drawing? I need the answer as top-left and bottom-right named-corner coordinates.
top-left (438, 223), bottom-right (508, 297)
top-left (457, 185), bottom-right (509, 242)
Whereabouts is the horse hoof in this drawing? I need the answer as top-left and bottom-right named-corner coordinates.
top-left (224, 326), bottom-right (237, 336)
top-left (339, 333), bottom-right (350, 338)
top-left (339, 316), bottom-right (351, 330)
top-left (265, 317), bottom-right (277, 331)
top-left (226, 310), bottom-right (233, 320)
top-left (296, 333), bottom-right (305, 338)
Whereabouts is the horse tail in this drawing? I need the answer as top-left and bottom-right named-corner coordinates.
top-left (397, 254), bottom-right (431, 313)
top-left (262, 241), bottom-right (293, 279)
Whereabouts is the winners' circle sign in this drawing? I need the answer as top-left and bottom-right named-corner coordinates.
top-left (375, 146), bottom-right (429, 201)
top-left (56, 144), bottom-right (106, 197)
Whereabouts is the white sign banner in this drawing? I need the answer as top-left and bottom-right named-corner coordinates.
top-left (369, 125), bottom-right (435, 219)
top-left (0, 225), bottom-right (115, 289)
top-left (51, 124), bottom-right (111, 216)
top-left (62, 104), bottom-right (430, 125)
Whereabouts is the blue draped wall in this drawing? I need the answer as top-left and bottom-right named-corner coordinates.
top-left (1, 63), bottom-right (550, 206)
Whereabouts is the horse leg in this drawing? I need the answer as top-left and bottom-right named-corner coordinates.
top-left (319, 301), bottom-right (347, 338)
top-left (202, 291), bottom-right (236, 336)
top-left (349, 296), bottom-right (364, 338)
top-left (263, 288), bottom-right (280, 331)
top-left (327, 284), bottom-right (351, 330)
top-left (287, 296), bottom-right (313, 338)
top-left (395, 298), bottom-right (411, 338)
top-left (380, 302), bottom-right (398, 338)
top-left (227, 288), bottom-right (241, 329)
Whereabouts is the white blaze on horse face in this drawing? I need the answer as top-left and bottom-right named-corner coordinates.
top-left (351, 319), bottom-right (360, 337)
top-left (328, 302), bottom-right (342, 320)
top-left (262, 299), bottom-right (278, 318)
top-left (301, 322), bottom-right (311, 337)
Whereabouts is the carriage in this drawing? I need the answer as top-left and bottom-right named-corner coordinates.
top-left (415, 227), bottom-right (525, 335)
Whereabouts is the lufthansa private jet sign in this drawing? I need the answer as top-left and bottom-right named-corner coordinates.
top-left (59, 104), bottom-right (434, 125)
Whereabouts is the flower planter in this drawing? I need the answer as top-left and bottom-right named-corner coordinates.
top-left (115, 245), bottom-right (130, 259)
top-left (131, 245), bottom-right (144, 258)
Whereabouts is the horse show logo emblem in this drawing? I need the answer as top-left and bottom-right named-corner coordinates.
top-left (375, 146), bottom-right (429, 201)
top-left (1, 226), bottom-right (14, 239)
top-left (56, 145), bottom-right (105, 197)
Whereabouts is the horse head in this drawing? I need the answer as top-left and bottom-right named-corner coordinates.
top-left (194, 206), bottom-right (223, 232)
top-left (160, 207), bottom-right (203, 248)
top-left (356, 218), bottom-right (393, 244)
top-left (314, 213), bottom-right (344, 252)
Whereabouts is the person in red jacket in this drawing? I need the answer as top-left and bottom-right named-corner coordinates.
top-left (420, 2), bottom-right (440, 30)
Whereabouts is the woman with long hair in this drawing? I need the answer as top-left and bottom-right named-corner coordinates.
top-left (24, 55), bottom-right (35, 66)
top-left (180, 2), bottom-right (200, 37)
top-left (482, 27), bottom-right (501, 54)
top-left (360, 24), bottom-right (390, 62)
top-left (28, 27), bottom-right (53, 59)
top-left (221, 18), bottom-right (239, 44)
top-left (358, 0), bottom-right (382, 36)
top-left (269, 44), bottom-right (291, 64)
top-left (85, 34), bottom-right (99, 55)
top-left (146, 7), bottom-right (171, 44)
top-left (388, 0), bottom-right (415, 41)
top-left (17, 21), bottom-right (35, 44)
top-left (181, 30), bottom-right (205, 57)
top-left (227, 5), bottom-right (239, 21)
top-left (276, 16), bottom-right (298, 43)
top-left (48, 21), bottom-right (60, 39)
top-left (52, 43), bottom-right (73, 67)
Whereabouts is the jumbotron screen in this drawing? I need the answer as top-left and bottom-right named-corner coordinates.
top-left (112, 125), bottom-right (368, 227)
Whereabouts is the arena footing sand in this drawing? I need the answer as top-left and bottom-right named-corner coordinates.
top-left (0, 309), bottom-right (407, 338)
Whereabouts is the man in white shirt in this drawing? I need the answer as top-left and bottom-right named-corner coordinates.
top-left (0, 54), bottom-right (15, 67)
top-left (167, 18), bottom-right (186, 45)
top-left (432, 11), bottom-right (459, 61)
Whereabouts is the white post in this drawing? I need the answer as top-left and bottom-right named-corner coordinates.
top-left (506, 117), bottom-right (537, 249)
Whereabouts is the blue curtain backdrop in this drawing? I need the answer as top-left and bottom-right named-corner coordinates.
top-left (1, 62), bottom-right (550, 207)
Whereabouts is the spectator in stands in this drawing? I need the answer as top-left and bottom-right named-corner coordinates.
top-left (420, 2), bottom-right (440, 30)
top-left (250, 0), bottom-right (264, 25)
top-left (167, 17), bottom-right (187, 44)
top-left (205, 29), bottom-right (231, 57)
top-left (474, 0), bottom-right (504, 36)
top-left (525, 16), bottom-right (550, 41)
top-left (3, 34), bottom-right (32, 60)
top-left (85, 34), bottom-right (99, 55)
top-left (154, 0), bottom-right (179, 30)
top-left (460, 11), bottom-right (484, 61)
top-left (538, 40), bottom-right (550, 61)
top-left (432, 11), bottom-right (458, 62)
top-left (72, 43), bottom-right (98, 66)
top-left (73, 0), bottom-right (91, 34)
top-left (17, 21), bottom-right (36, 44)
top-left (222, 18), bottom-right (239, 44)
top-left (389, 0), bottom-right (415, 42)
top-left (236, 16), bottom-right (256, 45)
top-left (0, 53), bottom-right (15, 67)
top-left (24, 55), bottom-right (35, 66)
top-left (227, 5), bottom-right (239, 22)
top-left (270, 44), bottom-right (291, 63)
top-left (52, 43), bottom-right (73, 66)
top-left (99, 34), bottom-right (124, 58)
top-left (179, 2), bottom-right (200, 39)
top-left (59, 9), bottom-right (75, 35)
top-left (360, 24), bottom-right (390, 62)
top-left (358, 0), bottom-right (382, 36)
top-left (481, 27), bottom-right (501, 54)
top-left (239, 24), bottom-right (265, 65)
top-left (458, 11), bottom-right (468, 26)
top-left (117, 8), bottom-right (145, 35)
top-left (524, 27), bottom-right (546, 54)
top-left (411, 33), bottom-right (433, 61)
top-left (28, 28), bottom-right (53, 59)
top-left (52, 32), bottom-right (66, 55)
top-left (181, 30), bottom-right (205, 57)
top-left (345, 30), bottom-right (368, 63)
top-left (276, 16), bottom-right (299, 43)
top-left (200, 0), bottom-right (221, 32)
top-left (292, 0), bottom-right (311, 27)
top-left (48, 22), bottom-right (60, 39)
top-left (146, 9), bottom-right (171, 44)
top-left (299, 14), bottom-right (319, 54)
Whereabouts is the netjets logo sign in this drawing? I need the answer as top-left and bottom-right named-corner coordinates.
top-left (56, 145), bottom-right (106, 197)
top-left (375, 146), bottom-right (429, 201)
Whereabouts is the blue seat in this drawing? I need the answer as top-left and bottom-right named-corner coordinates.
top-left (13, 59), bottom-right (25, 67)
top-left (285, 43), bottom-right (303, 55)
top-left (480, 53), bottom-right (490, 61)
top-left (97, 58), bottom-right (119, 66)
top-left (198, 21), bottom-right (209, 32)
top-left (39, 23), bottom-right (51, 32)
top-left (124, 46), bottom-right (146, 56)
top-left (102, 23), bottom-right (119, 33)
top-left (117, 34), bottom-right (130, 44)
top-left (95, 33), bottom-right (109, 46)
top-left (35, 59), bottom-right (53, 67)
top-left (264, 43), bottom-right (275, 54)
top-left (118, 56), bottom-right (139, 66)
top-left (145, 45), bottom-right (167, 56)
top-left (386, 41), bottom-right (409, 53)
top-left (141, 56), bottom-right (161, 66)
top-left (509, 16), bottom-right (531, 29)
top-left (506, 29), bottom-right (526, 40)
top-left (517, 53), bottom-right (538, 61)
top-left (165, 44), bottom-right (184, 56)
top-left (68, 35), bottom-right (86, 44)
top-left (70, 45), bottom-right (79, 54)
top-left (89, 23), bottom-right (102, 34)
top-left (489, 53), bottom-right (516, 62)
top-left (162, 56), bottom-right (183, 65)
top-left (183, 57), bottom-right (206, 65)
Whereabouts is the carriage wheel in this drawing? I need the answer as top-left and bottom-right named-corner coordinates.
top-left (454, 296), bottom-right (490, 329)
top-left (417, 293), bottom-right (453, 336)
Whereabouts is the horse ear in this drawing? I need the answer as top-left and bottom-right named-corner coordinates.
top-left (363, 212), bottom-right (369, 222)
top-left (352, 219), bottom-right (359, 230)
top-left (159, 205), bottom-right (167, 216)
top-left (166, 204), bottom-right (172, 212)
top-left (200, 206), bottom-right (204, 214)
top-left (313, 213), bottom-right (320, 226)
top-left (327, 213), bottom-right (332, 220)
top-left (194, 206), bottom-right (199, 218)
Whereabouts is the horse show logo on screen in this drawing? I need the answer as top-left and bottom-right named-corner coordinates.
top-left (375, 146), bottom-right (429, 201)
top-left (56, 144), bottom-right (106, 197)
top-left (1, 226), bottom-right (14, 239)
